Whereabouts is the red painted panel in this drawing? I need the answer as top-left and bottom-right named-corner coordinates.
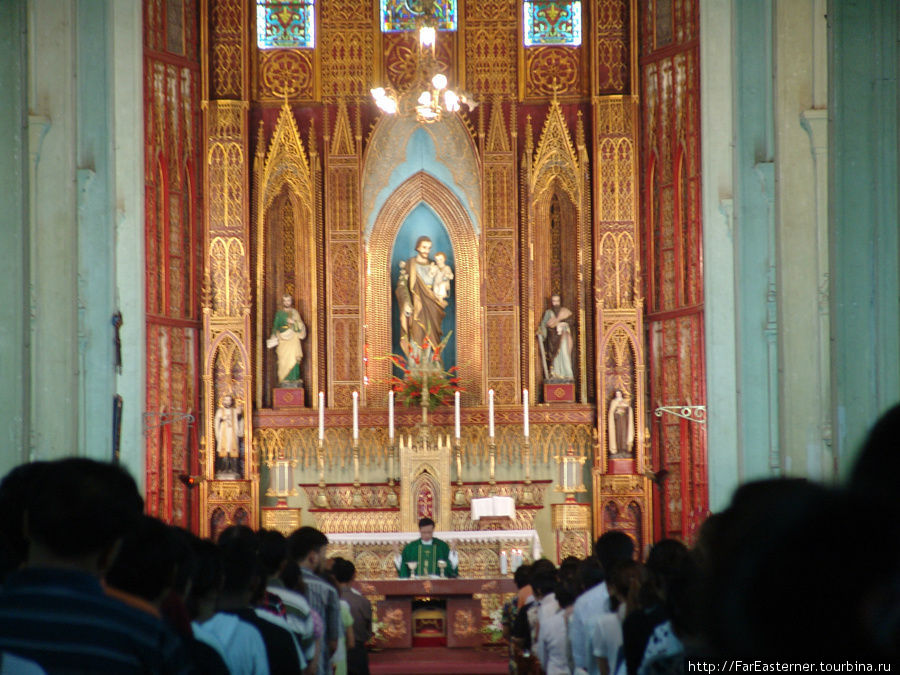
top-left (144, 0), bottom-right (202, 532)
top-left (639, 0), bottom-right (708, 542)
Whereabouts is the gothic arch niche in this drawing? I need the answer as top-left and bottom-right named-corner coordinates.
top-left (206, 332), bottom-right (251, 479)
top-left (366, 172), bottom-right (483, 406)
top-left (260, 187), bottom-right (316, 404)
top-left (411, 470), bottom-right (440, 522)
top-left (533, 182), bottom-right (581, 395)
top-left (598, 324), bottom-right (644, 469)
top-left (603, 499), bottom-right (643, 556)
top-left (254, 103), bottom-right (319, 408)
top-left (526, 100), bottom-right (592, 403)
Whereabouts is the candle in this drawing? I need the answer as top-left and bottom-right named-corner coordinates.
top-left (318, 392), bottom-right (325, 441)
top-left (389, 390), bottom-right (395, 440)
top-left (352, 391), bottom-right (359, 440)
top-left (488, 389), bottom-right (495, 438)
top-left (454, 391), bottom-right (461, 439)
top-left (500, 549), bottom-right (508, 575)
top-left (523, 388), bottom-right (529, 438)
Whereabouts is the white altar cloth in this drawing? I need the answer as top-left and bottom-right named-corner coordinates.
top-left (326, 529), bottom-right (543, 560)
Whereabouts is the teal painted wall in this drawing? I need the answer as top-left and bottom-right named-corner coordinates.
top-left (829, 0), bottom-right (900, 474)
top-left (0, 0), bottom-right (144, 485)
top-left (733, 0), bottom-right (780, 482)
top-left (0, 0), bottom-right (29, 475)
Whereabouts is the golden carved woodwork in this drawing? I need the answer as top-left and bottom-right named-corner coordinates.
top-left (464, 0), bottom-right (518, 98)
top-left (552, 502), bottom-right (592, 530)
top-left (209, 0), bottom-right (244, 99)
top-left (593, 0), bottom-right (630, 94)
top-left (598, 231), bottom-right (636, 309)
top-left (254, 102), bottom-right (320, 406)
top-left (209, 237), bottom-right (247, 315)
top-left (201, 477), bottom-right (260, 538)
top-left (255, 48), bottom-right (318, 102)
top-left (525, 99), bottom-right (592, 403)
top-left (381, 32), bottom-right (456, 93)
top-left (321, 29), bottom-right (376, 101)
top-left (261, 507), bottom-right (303, 536)
top-left (522, 46), bottom-right (586, 100)
top-left (452, 610), bottom-right (479, 638)
top-left (557, 530), bottom-right (591, 561)
top-left (365, 170), bottom-right (484, 406)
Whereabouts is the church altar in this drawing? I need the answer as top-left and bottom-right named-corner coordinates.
top-left (325, 529), bottom-right (542, 580)
top-left (353, 578), bottom-right (518, 649)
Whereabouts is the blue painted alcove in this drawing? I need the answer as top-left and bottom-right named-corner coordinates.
top-left (390, 202), bottom-right (457, 372)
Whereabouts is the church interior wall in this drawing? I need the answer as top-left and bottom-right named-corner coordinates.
top-left (0, 0), bottom-right (29, 476)
top-left (828, 0), bottom-right (900, 475)
top-left (0, 0), bottom-right (145, 484)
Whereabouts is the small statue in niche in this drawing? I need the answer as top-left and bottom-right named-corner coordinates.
top-left (607, 389), bottom-right (634, 456)
top-left (214, 393), bottom-right (244, 477)
top-left (396, 236), bottom-right (451, 369)
top-left (537, 294), bottom-right (575, 381)
top-left (267, 293), bottom-right (306, 386)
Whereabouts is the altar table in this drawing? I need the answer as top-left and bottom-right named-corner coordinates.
top-left (354, 578), bottom-right (517, 649)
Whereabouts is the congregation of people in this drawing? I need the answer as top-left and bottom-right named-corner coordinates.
top-left (0, 457), bottom-right (371, 675)
top-left (0, 405), bottom-right (898, 673)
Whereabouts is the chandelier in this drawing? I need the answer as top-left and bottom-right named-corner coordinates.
top-left (371, 19), bottom-right (475, 123)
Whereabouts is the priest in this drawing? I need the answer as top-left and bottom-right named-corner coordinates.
top-left (393, 518), bottom-right (459, 578)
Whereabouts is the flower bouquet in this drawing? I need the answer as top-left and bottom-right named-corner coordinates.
top-left (480, 607), bottom-right (504, 644)
top-left (389, 335), bottom-right (463, 411)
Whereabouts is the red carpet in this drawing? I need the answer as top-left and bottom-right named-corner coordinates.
top-left (369, 645), bottom-right (509, 674)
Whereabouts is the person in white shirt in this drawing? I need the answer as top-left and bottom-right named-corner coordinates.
top-left (536, 582), bottom-right (577, 675)
top-left (594, 560), bottom-right (643, 675)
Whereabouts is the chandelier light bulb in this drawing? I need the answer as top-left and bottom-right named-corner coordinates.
top-left (431, 73), bottom-right (447, 90)
top-left (418, 90), bottom-right (432, 106)
top-left (419, 26), bottom-right (436, 48)
top-left (443, 89), bottom-right (460, 111)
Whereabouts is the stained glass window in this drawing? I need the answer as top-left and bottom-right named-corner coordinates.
top-left (257, 0), bottom-right (315, 49)
top-left (524, 0), bottom-right (582, 46)
top-left (381, 0), bottom-right (457, 32)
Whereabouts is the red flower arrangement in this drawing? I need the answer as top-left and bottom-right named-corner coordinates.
top-left (389, 338), bottom-right (463, 411)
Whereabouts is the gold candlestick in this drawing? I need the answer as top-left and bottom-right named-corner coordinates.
top-left (351, 437), bottom-right (364, 507)
top-left (488, 439), bottom-right (497, 495)
top-left (314, 438), bottom-right (328, 507)
top-left (521, 436), bottom-right (534, 505)
top-left (454, 437), bottom-right (465, 506)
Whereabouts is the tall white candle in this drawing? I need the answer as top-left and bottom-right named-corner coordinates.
top-left (352, 391), bottom-right (359, 440)
top-left (523, 388), bottom-right (529, 438)
top-left (488, 389), bottom-right (495, 438)
top-left (318, 391), bottom-right (325, 441)
top-left (454, 391), bottom-right (461, 439)
top-left (388, 390), bottom-right (395, 440)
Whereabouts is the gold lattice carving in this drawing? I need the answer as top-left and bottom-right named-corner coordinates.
top-left (329, 101), bottom-right (355, 156)
top-left (465, 27), bottom-right (517, 97)
top-left (485, 241), bottom-right (516, 304)
top-left (486, 101), bottom-right (511, 153)
top-left (452, 610), bottom-right (479, 638)
top-left (382, 33), bottom-right (453, 92)
top-left (258, 49), bottom-right (315, 101)
top-left (598, 232), bottom-right (635, 308)
top-left (320, 0), bottom-right (374, 25)
top-left (209, 237), bottom-right (247, 316)
top-left (321, 30), bottom-right (375, 100)
top-left (524, 46), bottom-right (583, 99)
top-left (558, 530), bottom-right (590, 560)
top-left (208, 141), bottom-right (244, 235)
top-left (531, 99), bottom-right (582, 200)
top-left (598, 136), bottom-right (634, 221)
top-left (552, 502), bottom-right (591, 530)
top-left (208, 480), bottom-right (252, 501)
top-left (261, 508), bottom-right (302, 536)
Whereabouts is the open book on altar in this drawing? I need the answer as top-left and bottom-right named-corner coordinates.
top-left (470, 495), bottom-right (516, 521)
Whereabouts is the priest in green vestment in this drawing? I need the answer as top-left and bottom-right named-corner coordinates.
top-left (393, 517), bottom-right (459, 578)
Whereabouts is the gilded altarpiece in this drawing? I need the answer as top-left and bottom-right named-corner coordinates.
top-left (187, 0), bottom-right (670, 555)
top-left (640, 0), bottom-right (707, 542)
top-left (144, 0), bottom-right (203, 529)
top-left (522, 99), bottom-right (592, 404)
top-left (590, 0), bottom-right (653, 551)
top-left (200, 0), bottom-right (259, 536)
top-left (254, 103), bottom-right (321, 406)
